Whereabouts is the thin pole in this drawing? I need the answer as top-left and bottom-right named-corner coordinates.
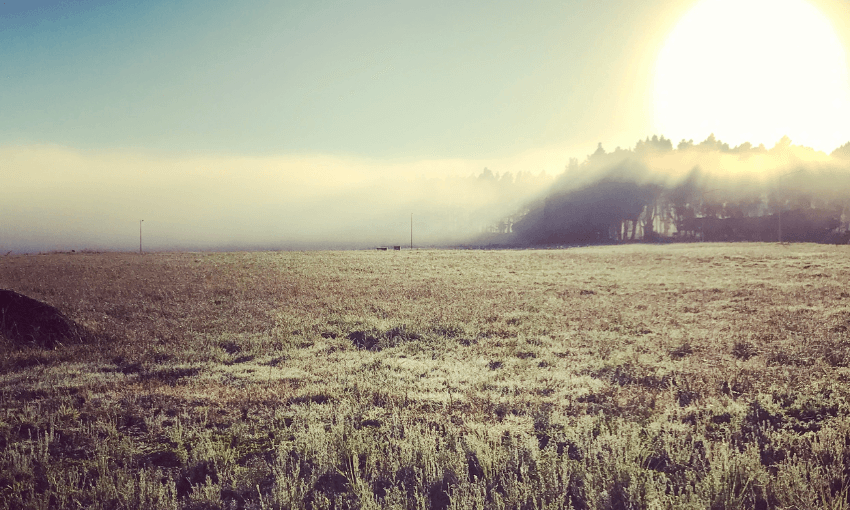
top-left (410, 213), bottom-right (413, 249)
top-left (139, 220), bottom-right (144, 254)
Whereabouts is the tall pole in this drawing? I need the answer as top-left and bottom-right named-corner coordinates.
top-left (410, 213), bottom-right (413, 249)
top-left (139, 220), bottom-right (144, 254)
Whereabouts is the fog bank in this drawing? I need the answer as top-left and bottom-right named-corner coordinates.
top-left (0, 145), bottom-right (552, 253)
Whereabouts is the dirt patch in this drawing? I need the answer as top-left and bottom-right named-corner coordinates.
top-left (0, 289), bottom-right (91, 349)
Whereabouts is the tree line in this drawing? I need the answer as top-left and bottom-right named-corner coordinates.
top-left (501, 135), bottom-right (850, 245)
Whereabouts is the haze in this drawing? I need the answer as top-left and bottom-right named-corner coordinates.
top-left (3, 0), bottom-right (850, 253)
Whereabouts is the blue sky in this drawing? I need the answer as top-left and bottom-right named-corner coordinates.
top-left (0, 0), bottom-right (688, 158)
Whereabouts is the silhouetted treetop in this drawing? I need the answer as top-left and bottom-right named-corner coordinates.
top-left (503, 132), bottom-right (850, 246)
top-left (478, 167), bottom-right (496, 181)
top-left (833, 142), bottom-right (850, 159)
top-left (635, 135), bottom-right (673, 154)
top-left (697, 133), bottom-right (730, 152)
top-left (590, 142), bottom-right (606, 160)
top-left (678, 139), bottom-right (695, 151)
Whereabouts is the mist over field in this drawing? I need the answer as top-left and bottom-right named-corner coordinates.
top-left (0, 145), bottom-right (554, 253)
top-left (4, 136), bottom-right (850, 253)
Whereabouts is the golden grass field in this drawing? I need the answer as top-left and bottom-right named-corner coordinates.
top-left (2, 243), bottom-right (850, 509)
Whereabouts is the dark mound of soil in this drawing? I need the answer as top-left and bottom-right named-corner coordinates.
top-left (0, 289), bottom-right (90, 349)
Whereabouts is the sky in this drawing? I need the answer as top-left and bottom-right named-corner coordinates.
top-left (3, 0), bottom-right (850, 252)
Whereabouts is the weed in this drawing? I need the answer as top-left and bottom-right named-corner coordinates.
top-left (732, 340), bottom-right (758, 360)
top-left (669, 342), bottom-right (693, 359)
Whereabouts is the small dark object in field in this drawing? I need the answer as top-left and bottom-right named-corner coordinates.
top-left (264, 356), bottom-right (286, 366)
top-left (178, 460), bottom-right (218, 498)
top-left (681, 413), bottom-right (698, 425)
top-left (385, 325), bottom-right (420, 342)
top-left (466, 452), bottom-right (484, 481)
top-left (320, 331), bottom-right (337, 339)
top-left (151, 352), bottom-right (173, 363)
top-left (119, 413), bottom-right (149, 435)
top-left (348, 330), bottom-right (380, 350)
top-left (313, 470), bottom-right (350, 496)
top-left (488, 360), bottom-right (503, 370)
top-left (577, 392), bottom-right (607, 405)
top-left (564, 441), bottom-right (583, 460)
top-left (580, 289), bottom-right (595, 296)
top-left (372, 478), bottom-right (393, 499)
top-left (711, 413), bottom-right (732, 424)
top-left (141, 449), bottom-right (182, 468)
top-left (677, 390), bottom-right (699, 407)
top-left (9, 353), bottom-right (54, 371)
top-left (0, 289), bottom-right (89, 349)
top-left (669, 342), bottom-right (693, 359)
top-left (645, 450), bottom-right (677, 475)
top-left (361, 418), bottom-right (383, 428)
top-left (760, 447), bottom-right (787, 474)
top-left (226, 354), bottom-right (255, 365)
top-left (16, 422), bottom-right (40, 440)
top-left (289, 394), bottom-right (330, 405)
top-left (140, 367), bottom-right (199, 385)
top-left (732, 340), bottom-right (758, 360)
top-left (118, 361), bottom-right (144, 375)
top-left (219, 340), bottom-right (241, 354)
top-left (428, 470), bottom-right (458, 510)
top-left (394, 466), bottom-right (419, 498)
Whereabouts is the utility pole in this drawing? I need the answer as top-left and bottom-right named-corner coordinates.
top-left (410, 213), bottom-right (413, 249)
top-left (139, 220), bottom-right (144, 254)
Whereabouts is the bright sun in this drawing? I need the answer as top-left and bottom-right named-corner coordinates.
top-left (654, 0), bottom-right (850, 152)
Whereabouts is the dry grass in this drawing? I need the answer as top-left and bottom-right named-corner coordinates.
top-left (2, 243), bottom-right (850, 509)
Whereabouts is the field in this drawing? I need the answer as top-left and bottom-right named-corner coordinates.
top-left (2, 243), bottom-right (850, 509)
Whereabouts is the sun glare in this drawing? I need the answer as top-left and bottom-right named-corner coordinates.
top-left (654, 0), bottom-right (850, 152)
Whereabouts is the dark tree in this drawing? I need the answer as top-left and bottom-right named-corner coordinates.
top-left (832, 142), bottom-right (850, 159)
